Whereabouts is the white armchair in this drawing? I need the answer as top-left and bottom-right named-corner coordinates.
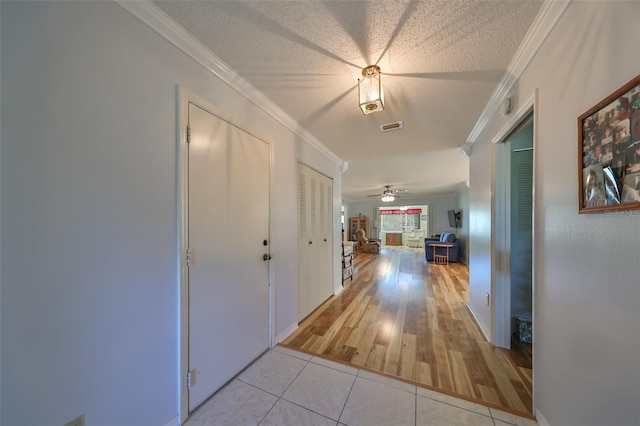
top-left (406, 229), bottom-right (425, 248)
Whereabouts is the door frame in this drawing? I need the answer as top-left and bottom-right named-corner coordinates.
top-left (491, 90), bottom-right (537, 409)
top-left (177, 86), bottom-right (274, 423)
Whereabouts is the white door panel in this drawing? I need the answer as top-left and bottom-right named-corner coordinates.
top-left (188, 103), bottom-right (269, 411)
top-left (297, 164), bottom-right (333, 321)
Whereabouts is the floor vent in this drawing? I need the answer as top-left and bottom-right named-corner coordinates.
top-left (379, 121), bottom-right (404, 132)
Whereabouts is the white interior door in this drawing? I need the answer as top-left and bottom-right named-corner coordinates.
top-left (297, 163), bottom-right (333, 321)
top-left (187, 102), bottom-right (270, 411)
top-left (317, 175), bottom-right (333, 301)
top-left (297, 165), bottom-right (318, 321)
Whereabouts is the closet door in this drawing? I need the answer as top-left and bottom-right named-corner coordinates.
top-left (317, 174), bottom-right (333, 301)
top-left (297, 164), bottom-right (318, 320)
top-left (297, 163), bottom-right (333, 321)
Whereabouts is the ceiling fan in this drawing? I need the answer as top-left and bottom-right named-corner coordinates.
top-left (367, 185), bottom-right (409, 202)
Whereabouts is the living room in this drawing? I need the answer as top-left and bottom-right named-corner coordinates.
top-left (344, 191), bottom-right (468, 263)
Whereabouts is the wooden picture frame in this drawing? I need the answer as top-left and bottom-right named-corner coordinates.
top-left (578, 73), bottom-right (640, 213)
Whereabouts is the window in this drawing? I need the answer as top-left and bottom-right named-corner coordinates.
top-left (379, 208), bottom-right (421, 232)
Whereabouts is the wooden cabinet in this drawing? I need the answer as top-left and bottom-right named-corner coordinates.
top-left (297, 163), bottom-right (333, 321)
top-left (349, 216), bottom-right (369, 240)
top-left (386, 232), bottom-right (403, 246)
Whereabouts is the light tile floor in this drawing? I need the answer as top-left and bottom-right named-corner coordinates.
top-left (185, 346), bottom-right (538, 426)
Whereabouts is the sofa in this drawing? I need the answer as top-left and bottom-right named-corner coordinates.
top-left (424, 232), bottom-right (460, 263)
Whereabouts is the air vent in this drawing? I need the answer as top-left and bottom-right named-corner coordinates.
top-left (379, 121), bottom-right (404, 132)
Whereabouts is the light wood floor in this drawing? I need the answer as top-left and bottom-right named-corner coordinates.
top-left (282, 246), bottom-right (534, 417)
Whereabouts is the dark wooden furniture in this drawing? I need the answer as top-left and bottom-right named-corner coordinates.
top-left (385, 232), bottom-right (403, 246)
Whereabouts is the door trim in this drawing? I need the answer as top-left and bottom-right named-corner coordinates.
top-left (177, 87), bottom-right (189, 424)
top-left (492, 91), bottom-right (537, 346)
top-left (491, 89), bottom-right (537, 411)
top-left (177, 86), bottom-right (274, 424)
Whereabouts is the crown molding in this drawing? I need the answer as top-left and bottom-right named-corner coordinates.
top-left (464, 0), bottom-right (571, 146)
top-left (460, 141), bottom-right (473, 157)
top-left (116, 0), bottom-right (344, 167)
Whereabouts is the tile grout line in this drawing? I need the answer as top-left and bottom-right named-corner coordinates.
top-left (249, 350), bottom-right (314, 425)
top-left (414, 391), bottom-right (418, 426)
top-left (335, 366), bottom-right (361, 425)
top-left (309, 356), bottom-right (359, 376)
top-left (256, 390), bottom-right (279, 426)
top-left (273, 351), bottom-right (349, 424)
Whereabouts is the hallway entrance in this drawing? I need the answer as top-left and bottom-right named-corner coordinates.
top-left (282, 247), bottom-right (533, 416)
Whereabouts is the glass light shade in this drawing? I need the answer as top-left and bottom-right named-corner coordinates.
top-left (381, 194), bottom-right (395, 202)
top-left (358, 66), bottom-right (384, 114)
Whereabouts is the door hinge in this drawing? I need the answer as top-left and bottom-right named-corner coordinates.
top-left (187, 369), bottom-right (196, 390)
top-left (186, 249), bottom-right (192, 267)
top-left (187, 125), bottom-right (191, 144)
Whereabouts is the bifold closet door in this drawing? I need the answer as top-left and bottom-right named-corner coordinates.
top-left (297, 163), bottom-right (333, 321)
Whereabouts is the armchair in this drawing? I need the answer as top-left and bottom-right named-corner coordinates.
top-left (356, 228), bottom-right (380, 254)
top-left (406, 229), bottom-right (425, 248)
top-left (424, 232), bottom-right (460, 262)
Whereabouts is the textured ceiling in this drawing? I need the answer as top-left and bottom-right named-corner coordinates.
top-left (154, 0), bottom-right (543, 200)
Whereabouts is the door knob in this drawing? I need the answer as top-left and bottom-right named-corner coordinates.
top-left (263, 254), bottom-right (272, 261)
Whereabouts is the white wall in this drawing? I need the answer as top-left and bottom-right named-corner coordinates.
top-left (0, 2), bottom-right (342, 425)
top-left (468, 2), bottom-right (640, 424)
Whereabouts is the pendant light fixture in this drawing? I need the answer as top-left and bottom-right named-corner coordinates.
top-left (358, 65), bottom-right (384, 114)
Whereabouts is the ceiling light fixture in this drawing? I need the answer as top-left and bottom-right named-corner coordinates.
top-left (381, 189), bottom-right (395, 203)
top-left (358, 65), bottom-right (384, 115)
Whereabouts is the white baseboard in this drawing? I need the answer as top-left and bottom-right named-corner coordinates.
top-left (535, 408), bottom-right (550, 426)
top-left (163, 416), bottom-right (180, 426)
top-left (274, 321), bottom-right (298, 345)
top-left (466, 303), bottom-right (490, 342)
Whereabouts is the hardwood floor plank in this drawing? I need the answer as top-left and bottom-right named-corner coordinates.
top-left (450, 350), bottom-right (477, 398)
top-left (399, 333), bottom-right (416, 378)
top-left (345, 295), bottom-right (371, 328)
top-left (416, 361), bottom-right (434, 386)
top-left (365, 343), bottom-right (386, 370)
top-left (426, 297), bottom-right (439, 330)
top-left (350, 322), bottom-right (380, 366)
top-left (344, 301), bottom-right (378, 348)
top-left (324, 325), bottom-right (353, 358)
top-left (477, 384), bottom-right (503, 406)
top-left (520, 367), bottom-right (533, 394)
top-left (281, 247), bottom-right (533, 415)
top-left (478, 341), bottom-right (528, 412)
top-left (382, 287), bottom-right (408, 376)
top-left (432, 329), bottom-right (454, 392)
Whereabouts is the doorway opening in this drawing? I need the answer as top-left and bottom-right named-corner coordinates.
top-left (493, 94), bottom-right (536, 411)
